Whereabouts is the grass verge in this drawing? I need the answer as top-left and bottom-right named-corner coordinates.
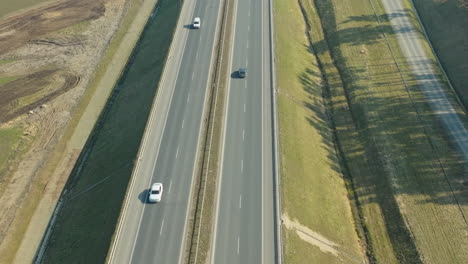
top-left (0, 127), bottom-right (23, 182)
top-left (298, 0), bottom-right (468, 263)
top-left (185, 0), bottom-right (233, 262)
top-left (0, 0), bottom-right (166, 263)
top-left (36, 0), bottom-right (184, 262)
top-left (274, 0), bottom-right (365, 263)
top-left (0, 0), bottom-right (161, 262)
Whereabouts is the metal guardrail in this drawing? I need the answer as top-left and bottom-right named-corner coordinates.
top-left (186, 0), bottom-right (231, 261)
top-left (267, 0), bottom-right (284, 262)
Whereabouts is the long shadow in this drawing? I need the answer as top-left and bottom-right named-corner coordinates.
top-left (294, 0), bottom-right (468, 262)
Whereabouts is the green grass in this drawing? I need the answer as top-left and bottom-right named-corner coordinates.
top-left (0, 59), bottom-right (16, 66)
top-left (0, 127), bottom-right (22, 177)
top-left (410, 0), bottom-right (468, 110)
top-left (0, 0), bottom-right (50, 19)
top-left (0, 76), bottom-right (19, 86)
top-left (0, 0), bottom-right (161, 262)
top-left (40, 0), bottom-right (184, 262)
top-left (296, 0), bottom-right (468, 263)
top-left (274, 0), bottom-right (365, 263)
top-left (52, 20), bottom-right (92, 36)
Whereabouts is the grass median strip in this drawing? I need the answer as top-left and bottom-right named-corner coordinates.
top-left (185, 0), bottom-right (233, 262)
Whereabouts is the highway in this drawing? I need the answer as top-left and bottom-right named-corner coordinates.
top-left (107, 0), bottom-right (222, 263)
top-left (211, 0), bottom-right (276, 262)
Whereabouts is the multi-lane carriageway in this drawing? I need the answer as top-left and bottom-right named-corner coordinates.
top-left (108, 0), bottom-right (279, 263)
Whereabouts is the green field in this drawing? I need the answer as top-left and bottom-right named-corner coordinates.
top-left (278, 0), bottom-right (468, 263)
top-left (411, 0), bottom-right (468, 110)
top-left (0, 127), bottom-right (22, 181)
top-left (274, 0), bottom-right (365, 263)
top-left (0, 76), bottom-right (19, 86)
top-left (40, 0), bottom-right (183, 262)
top-left (0, 0), bottom-right (50, 18)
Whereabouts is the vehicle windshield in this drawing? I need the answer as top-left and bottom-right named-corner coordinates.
top-left (151, 190), bottom-right (160, 194)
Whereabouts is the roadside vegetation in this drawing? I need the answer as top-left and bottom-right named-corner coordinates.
top-left (274, 0), bottom-right (365, 263)
top-left (0, 0), bottom-right (162, 263)
top-left (410, 0), bottom-right (468, 109)
top-left (0, 127), bottom-right (25, 191)
top-left (277, 0), bottom-right (468, 263)
top-left (0, 0), bottom-right (49, 18)
top-left (39, 0), bottom-right (183, 262)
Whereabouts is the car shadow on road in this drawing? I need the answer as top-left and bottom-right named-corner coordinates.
top-left (183, 24), bottom-right (193, 29)
top-left (138, 189), bottom-right (150, 204)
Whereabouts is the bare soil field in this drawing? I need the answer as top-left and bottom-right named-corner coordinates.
top-left (0, 0), bottom-right (145, 262)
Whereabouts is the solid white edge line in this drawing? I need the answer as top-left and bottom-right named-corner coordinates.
top-left (108, 0), bottom-right (195, 261)
top-left (127, 11), bottom-right (190, 264)
top-left (261, 0), bottom-right (265, 261)
top-left (178, 0), bottom-right (226, 262)
top-left (210, 0), bottom-right (239, 261)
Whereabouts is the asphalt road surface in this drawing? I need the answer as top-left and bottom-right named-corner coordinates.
top-left (381, 0), bottom-right (468, 159)
top-left (211, 0), bottom-right (276, 262)
top-left (107, 0), bottom-right (222, 263)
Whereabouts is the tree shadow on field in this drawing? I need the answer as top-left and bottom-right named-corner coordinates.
top-left (296, 0), bottom-right (468, 263)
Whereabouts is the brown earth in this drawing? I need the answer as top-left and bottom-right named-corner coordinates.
top-left (0, 0), bottom-right (106, 55)
top-left (0, 0), bottom-right (133, 262)
top-left (0, 69), bottom-right (80, 122)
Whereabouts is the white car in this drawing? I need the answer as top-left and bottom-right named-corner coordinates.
top-left (193, 17), bottom-right (201, 29)
top-left (148, 183), bottom-right (163, 203)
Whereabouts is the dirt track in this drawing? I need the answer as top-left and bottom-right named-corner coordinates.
top-left (0, 0), bottom-right (129, 262)
top-left (0, 0), bottom-right (106, 55)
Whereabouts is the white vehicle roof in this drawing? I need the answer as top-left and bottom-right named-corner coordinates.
top-left (151, 183), bottom-right (162, 190)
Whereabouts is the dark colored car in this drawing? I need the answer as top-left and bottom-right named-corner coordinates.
top-left (238, 68), bottom-right (247, 78)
